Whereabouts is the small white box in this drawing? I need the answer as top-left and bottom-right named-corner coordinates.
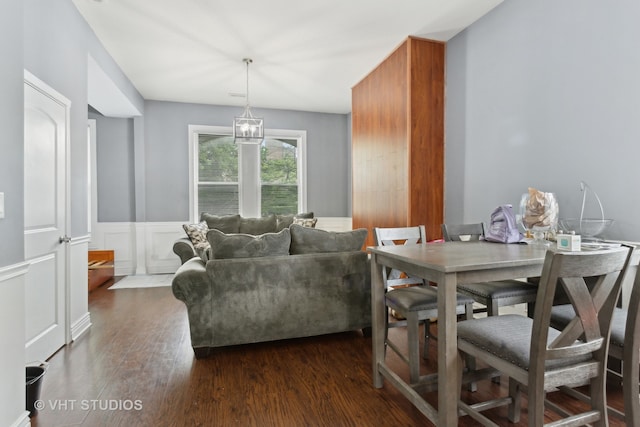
top-left (557, 234), bottom-right (581, 251)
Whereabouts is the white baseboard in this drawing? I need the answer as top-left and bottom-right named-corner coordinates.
top-left (71, 312), bottom-right (92, 341)
top-left (9, 411), bottom-right (30, 427)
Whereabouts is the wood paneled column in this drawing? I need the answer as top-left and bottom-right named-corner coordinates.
top-left (352, 36), bottom-right (444, 247)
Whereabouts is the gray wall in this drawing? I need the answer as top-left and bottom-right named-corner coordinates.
top-left (90, 114), bottom-right (136, 222)
top-left (23, 0), bottom-right (143, 237)
top-left (142, 101), bottom-right (351, 222)
top-left (445, 0), bottom-right (640, 241)
top-left (0, 0), bottom-right (24, 267)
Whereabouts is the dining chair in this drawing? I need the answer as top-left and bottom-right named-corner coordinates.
top-left (374, 226), bottom-right (475, 384)
top-left (442, 223), bottom-right (539, 317)
top-left (549, 257), bottom-right (640, 426)
top-left (456, 245), bottom-right (633, 426)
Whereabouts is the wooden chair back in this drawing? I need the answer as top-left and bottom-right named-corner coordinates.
top-left (531, 247), bottom-right (633, 400)
top-left (373, 226), bottom-right (427, 289)
top-left (441, 223), bottom-right (485, 242)
top-left (623, 259), bottom-right (640, 425)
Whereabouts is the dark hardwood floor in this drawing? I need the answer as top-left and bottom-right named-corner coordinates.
top-left (30, 278), bottom-right (627, 426)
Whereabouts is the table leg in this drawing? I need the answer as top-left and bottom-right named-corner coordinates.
top-left (371, 253), bottom-right (385, 388)
top-left (438, 272), bottom-right (460, 425)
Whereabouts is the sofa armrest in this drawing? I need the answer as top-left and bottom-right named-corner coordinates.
top-left (173, 237), bottom-right (196, 264)
top-left (172, 257), bottom-right (214, 350)
top-left (171, 257), bottom-right (209, 304)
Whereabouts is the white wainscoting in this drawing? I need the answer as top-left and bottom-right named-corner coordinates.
top-left (89, 217), bottom-right (353, 275)
top-left (143, 222), bottom-right (186, 274)
top-left (315, 217), bottom-right (352, 232)
top-left (0, 262), bottom-right (31, 427)
top-left (90, 222), bottom-right (181, 275)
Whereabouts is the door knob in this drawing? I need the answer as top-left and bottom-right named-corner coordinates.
top-left (59, 236), bottom-right (71, 244)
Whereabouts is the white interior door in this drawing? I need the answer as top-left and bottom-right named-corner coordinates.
top-left (23, 71), bottom-right (70, 362)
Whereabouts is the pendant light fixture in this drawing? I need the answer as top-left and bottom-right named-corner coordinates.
top-left (233, 58), bottom-right (264, 144)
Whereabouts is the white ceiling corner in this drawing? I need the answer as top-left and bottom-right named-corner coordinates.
top-left (74, 0), bottom-right (503, 115)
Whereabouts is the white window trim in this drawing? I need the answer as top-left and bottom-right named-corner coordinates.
top-left (188, 125), bottom-right (307, 222)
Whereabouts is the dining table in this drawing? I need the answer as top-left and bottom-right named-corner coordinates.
top-left (368, 240), bottom-right (549, 426)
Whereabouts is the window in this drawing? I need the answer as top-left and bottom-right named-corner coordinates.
top-left (197, 134), bottom-right (239, 216)
top-left (261, 138), bottom-right (299, 215)
top-left (189, 125), bottom-right (306, 221)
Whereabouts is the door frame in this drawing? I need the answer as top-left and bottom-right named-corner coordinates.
top-left (24, 69), bottom-right (72, 347)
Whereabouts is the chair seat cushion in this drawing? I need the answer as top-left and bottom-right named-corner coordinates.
top-left (457, 280), bottom-right (538, 300)
top-left (551, 304), bottom-right (627, 349)
top-left (457, 314), bottom-right (591, 371)
top-left (386, 286), bottom-right (473, 313)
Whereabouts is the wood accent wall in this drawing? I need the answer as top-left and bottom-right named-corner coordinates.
top-left (352, 37), bottom-right (444, 247)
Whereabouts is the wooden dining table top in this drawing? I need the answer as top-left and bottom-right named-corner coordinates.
top-left (368, 240), bottom-right (549, 275)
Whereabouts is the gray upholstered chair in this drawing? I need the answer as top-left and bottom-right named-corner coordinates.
top-left (550, 257), bottom-right (640, 426)
top-left (442, 223), bottom-right (539, 317)
top-left (456, 245), bottom-right (633, 426)
top-left (374, 226), bottom-right (474, 384)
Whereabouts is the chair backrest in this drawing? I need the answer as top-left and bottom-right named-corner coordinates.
top-left (441, 223), bottom-right (485, 242)
top-left (531, 246), bottom-right (633, 387)
top-left (373, 226), bottom-right (427, 289)
top-left (623, 258), bottom-right (640, 424)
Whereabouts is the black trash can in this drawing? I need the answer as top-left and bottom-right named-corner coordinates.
top-left (26, 366), bottom-right (46, 417)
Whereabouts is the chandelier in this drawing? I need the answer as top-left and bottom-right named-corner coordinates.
top-left (233, 58), bottom-right (264, 144)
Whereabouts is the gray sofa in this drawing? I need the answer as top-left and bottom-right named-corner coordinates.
top-left (172, 224), bottom-right (371, 358)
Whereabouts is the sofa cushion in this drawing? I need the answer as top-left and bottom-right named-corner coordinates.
top-left (239, 214), bottom-right (277, 235)
top-left (200, 213), bottom-right (241, 234)
top-left (182, 221), bottom-right (209, 245)
top-left (289, 224), bottom-right (367, 254)
top-left (207, 228), bottom-right (291, 259)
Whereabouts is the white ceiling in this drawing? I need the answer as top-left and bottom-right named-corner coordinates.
top-left (73, 0), bottom-right (503, 115)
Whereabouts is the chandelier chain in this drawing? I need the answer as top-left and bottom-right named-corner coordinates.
top-left (244, 58), bottom-right (252, 109)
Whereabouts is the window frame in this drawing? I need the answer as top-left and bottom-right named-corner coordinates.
top-left (188, 124), bottom-right (307, 222)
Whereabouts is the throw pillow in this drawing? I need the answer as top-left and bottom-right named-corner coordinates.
top-left (293, 217), bottom-right (317, 228)
top-left (289, 224), bottom-right (367, 254)
top-left (182, 221), bottom-right (209, 245)
top-left (239, 214), bottom-right (277, 235)
top-left (275, 212), bottom-right (315, 231)
top-left (200, 213), bottom-right (241, 234)
top-left (207, 228), bottom-right (291, 259)
top-left (194, 242), bottom-right (211, 262)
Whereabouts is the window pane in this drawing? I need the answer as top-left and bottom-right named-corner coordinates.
top-left (261, 138), bottom-right (298, 215)
top-left (198, 134), bottom-right (237, 182)
top-left (261, 184), bottom-right (297, 215)
top-left (198, 134), bottom-right (238, 215)
top-left (198, 184), bottom-right (239, 216)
